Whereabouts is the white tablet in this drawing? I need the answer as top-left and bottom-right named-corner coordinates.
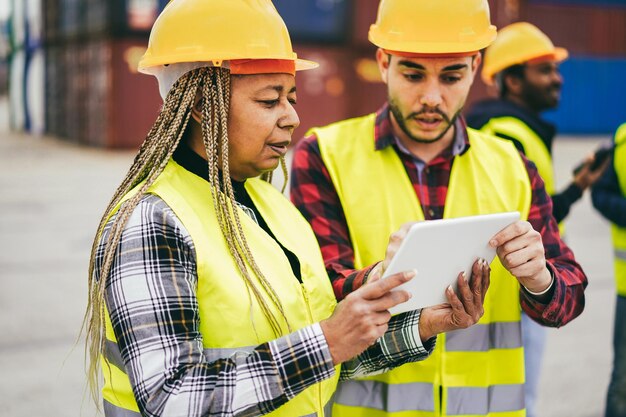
top-left (382, 211), bottom-right (520, 315)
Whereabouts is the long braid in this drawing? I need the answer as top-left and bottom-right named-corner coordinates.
top-left (84, 67), bottom-right (291, 405)
top-left (201, 68), bottom-right (290, 336)
top-left (83, 70), bottom-right (201, 405)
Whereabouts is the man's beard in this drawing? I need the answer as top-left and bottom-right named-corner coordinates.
top-left (389, 98), bottom-right (461, 144)
top-left (522, 80), bottom-right (561, 112)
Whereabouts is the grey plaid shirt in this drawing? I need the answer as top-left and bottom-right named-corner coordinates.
top-left (95, 194), bottom-right (434, 417)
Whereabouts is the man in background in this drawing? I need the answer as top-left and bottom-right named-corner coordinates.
top-left (466, 22), bottom-right (607, 416)
top-left (592, 123), bottom-right (626, 417)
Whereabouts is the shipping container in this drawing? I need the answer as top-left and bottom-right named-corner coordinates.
top-left (543, 57), bottom-right (626, 134)
top-left (274, 0), bottom-right (350, 44)
top-left (521, 3), bottom-right (626, 56)
top-left (8, 48), bottom-right (26, 131)
top-left (290, 45), bottom-right (352, 140)
top-left (24, 45), bottom-right (45, 134)
top-left (44, 45), bottom-right (64, 138)
top-left (348, 48), bottom-right (386, 117)
top-left (9, 0), bottom-right (26, 51)
top-left (351, 0), bottom-right (379, 47)
top-left (25, 0), bottom-right (43, 48)
top-left (106, 38), bottom-right (161, 148)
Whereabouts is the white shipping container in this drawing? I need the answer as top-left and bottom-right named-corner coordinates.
top-left (25, 47), bottom-right (45, 134)
top-left (9, 49), bottom-right (25, 131)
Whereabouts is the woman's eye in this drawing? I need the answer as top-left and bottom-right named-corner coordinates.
top-left (259, 99), bottom-right (279, 107)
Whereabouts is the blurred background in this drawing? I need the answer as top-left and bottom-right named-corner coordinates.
top-left (1, 0), bottom-right (626, 146)
top-left (0, 0), bottom-right (624, 416)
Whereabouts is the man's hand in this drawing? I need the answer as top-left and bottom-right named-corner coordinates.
top-left (573, 153), bottom-right (611, 190)
top-left (379, 222), bottom-right (417, 274)
top-left (320, 270), bottom-right (415, 365)
top-left (489, 220), bottom-right (552, 293)
top-left (419, 258), bottom-right (490, 341)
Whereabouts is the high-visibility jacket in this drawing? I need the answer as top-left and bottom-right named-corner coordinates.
top-left (612, 123), bottom-right (626, 296)
top-left (312, 113), bottom-right (532, 417)
top-left (100, 159), bottom-right (339, 417)
top-left (479, 116), bottom-right (555, 196)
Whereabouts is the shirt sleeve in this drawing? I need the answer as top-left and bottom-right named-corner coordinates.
top-left (97, 195), bottom-right (335, 417)
top-left (550, 182), bottom-right (584, 224)
top-left (290, 134), bottom-right (377, 300)
top-left (339, 309), bottom-right (436, 380)
top-left (592, 156), bottom-right (626, 227)
top-left (518, 156), bottom-right (588, 327)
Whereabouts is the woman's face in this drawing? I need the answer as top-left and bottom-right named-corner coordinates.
top-left (227, 73), bottom-right (299, 181)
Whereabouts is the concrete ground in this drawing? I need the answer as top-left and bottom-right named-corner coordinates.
top-left (0, 95), bottom-right (617, 416)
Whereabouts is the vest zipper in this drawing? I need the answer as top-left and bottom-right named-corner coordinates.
top-left (301, 284), bottom-right (325, 416)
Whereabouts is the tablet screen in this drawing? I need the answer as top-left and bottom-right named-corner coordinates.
top-left (382, 211), bottom-right (520, 315)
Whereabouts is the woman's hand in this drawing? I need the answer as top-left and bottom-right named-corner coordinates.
top-left (419, 258), bottom-right (491, 341)
top-left (320, 269), bottom-right (415, 365)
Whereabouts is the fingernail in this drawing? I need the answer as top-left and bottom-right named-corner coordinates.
top-left (462, 271), bottom-right (468, 282)
top-left (489, 239), bottom-right (497, 247)
top-left (447, 285), bottom-right (453, 293)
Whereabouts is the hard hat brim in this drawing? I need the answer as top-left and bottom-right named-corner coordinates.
top-left (482, 46), bottom-right (569, 86)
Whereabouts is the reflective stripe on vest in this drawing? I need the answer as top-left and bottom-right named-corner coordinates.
top-left (313, 114), bottom-right (532, 417)
top-left (334, 380), bottom-right (435, 412)
top-left (103, 396), bottom-right (331, 417)
top-left (447, 385), bottom-right (525, 415)
top-left (612, 123), bottom-right (626, 296)
top-left (100, 160), bottom-right (339, 416)
top-left (445, 322), bottom-right (522, 351)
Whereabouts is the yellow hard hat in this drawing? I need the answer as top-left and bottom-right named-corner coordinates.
top-left (368, 0), bottom-right (497, 55)
top-left (138, 0), bottom-right (317, 74)
top-left (481, 22), bottom-right (568, 85)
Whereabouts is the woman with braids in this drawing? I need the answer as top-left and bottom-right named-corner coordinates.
top-left (83, 1), bottom-right (491, 416)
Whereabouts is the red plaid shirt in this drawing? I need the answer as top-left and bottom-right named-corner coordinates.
top-left (290, 104), bottom-right (587, 327)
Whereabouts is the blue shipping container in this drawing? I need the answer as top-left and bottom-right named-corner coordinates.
top-left (543, 57), bottom-right (626, 134)
top-left (273, 0), bottom-right (349, 43)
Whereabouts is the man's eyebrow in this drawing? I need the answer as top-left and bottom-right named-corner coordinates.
top-left (398, 60), bottom-right (426, 70)
top-left (442, 64), bottom-right (468, 71)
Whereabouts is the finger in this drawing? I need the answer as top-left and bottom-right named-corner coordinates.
top-left (367, 263), bottom-right (384, 284)
top-left (469, 259), bottom-right (483, 304)
top-left (481, 261), bottom-right (491, 303)
top-left (456, 272), bottom-right (476, 317)
top-left (507, 258), bottom-right (545, 280)
top-left (371, 310), bottom-right (392, 326)
top-left (372, 289), bottom-right (412, 311)
top-left (489, 221), bottom-right (531, 248)
top-left (500, 245), bottom-right (543, 271)
top-left (360, 269), bottom-right (416, 300)
top-left (445, 284), bottom-right (466, 315)
top-left (495, 231), bottom-right (532, 259)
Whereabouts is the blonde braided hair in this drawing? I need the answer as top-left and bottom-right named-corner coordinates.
top-left (83, 67), bottom-right (291, 405)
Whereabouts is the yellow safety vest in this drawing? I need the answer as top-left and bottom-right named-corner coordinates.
top-left (100, 159), bottom-right (339, 416)
top-left (312, 113), bottom-right (532, 417)
top-left (480, 116), bottom-right (555, 196)
top-left (612, 123), bottom-right (626, 296)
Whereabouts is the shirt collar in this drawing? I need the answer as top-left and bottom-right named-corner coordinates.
top-left (172, 143), bottom-right (248, 197)
top-left (374, 103), bottom-right (470, 160)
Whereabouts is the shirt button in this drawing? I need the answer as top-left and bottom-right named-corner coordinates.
top-left (428, 209), bottom-right (435, 217)
top-left (425, 168), bottom-right (430, 174)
